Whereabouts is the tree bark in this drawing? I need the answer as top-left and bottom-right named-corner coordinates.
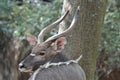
top-left (59, 0), bottom-right (107, 80)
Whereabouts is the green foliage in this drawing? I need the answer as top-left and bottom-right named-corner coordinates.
top-left (101, 2), bottom-right (120, 54)
top-left (100, 1), bottom-right (120, 66)
top-left (101, 10), bottom-right (120, 52)
top-left (1, 0), bottom-right (62, 38)
top-left (14, 0), bottom-right (62, 37)
top-left (0, 0), bottom-right (13, 17)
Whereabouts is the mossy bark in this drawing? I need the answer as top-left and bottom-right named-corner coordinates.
top-left (59, 0), bottom-right (107, 80)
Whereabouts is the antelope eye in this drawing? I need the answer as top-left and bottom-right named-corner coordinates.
top-left (39, 52), bottom-right (45, 56)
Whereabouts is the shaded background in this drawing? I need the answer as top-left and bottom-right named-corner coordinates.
top-left (0, 0), bottom-right (120, 80)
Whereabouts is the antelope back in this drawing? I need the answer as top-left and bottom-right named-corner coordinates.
top-left (29, 63), bottom-right (86, 80)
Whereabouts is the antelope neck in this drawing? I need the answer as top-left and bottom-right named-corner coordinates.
top-left (49, 52), bottom-right (69, 63)
top-left (31, 54), bottom-right (82, 80)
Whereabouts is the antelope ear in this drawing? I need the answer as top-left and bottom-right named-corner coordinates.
top-left (51, 37), bottom-right (67, 52)
top-left (27, 35), bottom-right (37, 46)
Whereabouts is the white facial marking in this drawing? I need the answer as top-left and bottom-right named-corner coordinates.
top-left (19, 67), bottom-right (26, 72)
top-left (30, 53), bottom-right (36, 56)
top-left (19, 62), bottom-right (23, 67)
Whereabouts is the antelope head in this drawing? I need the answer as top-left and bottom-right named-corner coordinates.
top-left (19, 6), bottom-right (80, 72)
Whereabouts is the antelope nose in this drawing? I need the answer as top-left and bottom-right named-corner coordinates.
top-left (19, 63), bottom-right (25, 68)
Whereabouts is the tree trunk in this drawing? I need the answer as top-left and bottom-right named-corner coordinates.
top-left (59, 0), bottom-right (107, 80)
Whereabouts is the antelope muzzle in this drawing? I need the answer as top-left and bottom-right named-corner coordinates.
top-left (18, 53), bottom-right (45, 72)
